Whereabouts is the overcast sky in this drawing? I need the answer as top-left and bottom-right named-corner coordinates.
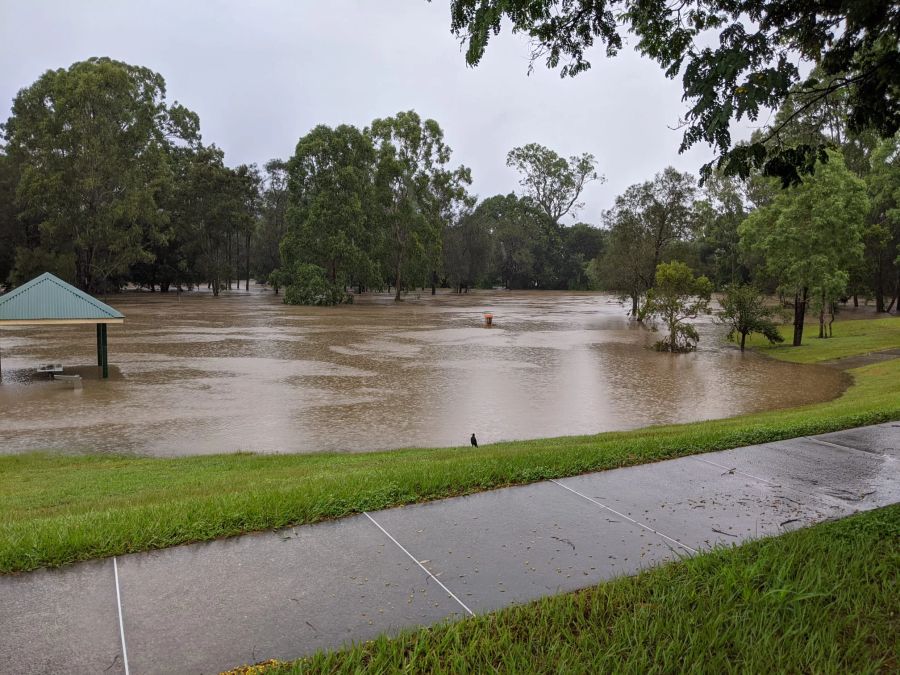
top-left (0, 0), bottom-right (758, 224)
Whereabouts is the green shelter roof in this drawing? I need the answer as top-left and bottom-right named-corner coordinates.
top-left (0, 273), bottom-right (125, 324)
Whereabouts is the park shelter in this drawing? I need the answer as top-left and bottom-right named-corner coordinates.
top-left (0, 272), bottom-right (125, 379)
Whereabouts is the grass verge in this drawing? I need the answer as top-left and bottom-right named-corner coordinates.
top-left (1, 319), bottom-right (898, 574)
top-left (746, 316), bottom-right (900, 363)
top-left (237, 505), bottom-right (900, 674)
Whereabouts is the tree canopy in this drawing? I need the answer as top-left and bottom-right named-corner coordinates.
top-left (2, 57), bottom-right (200, 292)
top-left (445, 0), bottom-right (900, 185)
top-left (506, 143), bottom-right (600, 223)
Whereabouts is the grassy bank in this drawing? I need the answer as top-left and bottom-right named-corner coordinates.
top-left (244, 504), bottom-right (900, 674)
top-left (1, 318), bottom-right (898, 574)
top-left (747, 316), bottom-right (900, 363)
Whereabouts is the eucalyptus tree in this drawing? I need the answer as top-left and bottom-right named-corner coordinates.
top-left (864, 136), bottom-right (900, 313)
top-left (2, 57), bottom-right (200, 292)
top-left (506, 143), bottom-right (600, 223)
top-left (695, 172), bottom-right (749, 288)
top-left (596, 168), bottom-right (698, 317)
top-left (367, 111), bottom-right (471, 301)
top-left (740, 152), bottom-right (868, 345)
top-left (442, 208), bottom-right (492, 292)
top-left (253, 159), bottom-right (290, 284)
top-left (233, 163), bottom-right (262, 291)
top-left (281, 125), bottom-right (380, 299)
top-left (0, 151), bottom-right (24, 288)
top-left (169, 146), bottom-right (251, 296)
top-left (446, 0), bottom-right (900, 186)
top-left (472, 193), bottom-right (548, 289)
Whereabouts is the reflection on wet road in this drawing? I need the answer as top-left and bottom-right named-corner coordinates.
top-left (0, 289), bottom-right (847, 456)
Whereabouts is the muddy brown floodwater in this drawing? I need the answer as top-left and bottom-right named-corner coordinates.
top-left (0, 288), bottom-right (848, 456)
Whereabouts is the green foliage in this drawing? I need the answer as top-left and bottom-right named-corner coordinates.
top-left (505, 143), bottom-right (600, 223)
top-left (2, 57), bottom-right (200, 292)
top-left (252, 159), bottom-right (290, 284)
top-left (645, 261), bottom-right (712, 352)
top-left (739, 151), bottom-right (869, 344)
top-left (282, 263), bottom-right (352, 306)
top-left (442, 208), bottom-right (493, 290)
top-left (863, 136), bottom-right (900, 312)
top-left (9, 248), bottom-right (77, 287)
top-left (282, 125), bottom-right (380, 291)
top-left (595, 168), bottom-right (697, 316)
top-left (447, 1), bottom-right (900, 185)
top-left (718, 284), bottom-right (784, 351)
top-left (368, 111), bottom-right (472, 300)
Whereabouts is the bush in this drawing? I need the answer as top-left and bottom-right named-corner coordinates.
top-left (282, 263), bottom-right (352, 306)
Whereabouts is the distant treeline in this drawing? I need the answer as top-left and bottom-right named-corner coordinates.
top-left (1, 59), bottom-right (898, 320)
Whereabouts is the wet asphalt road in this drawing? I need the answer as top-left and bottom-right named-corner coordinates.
top-left (2, 422), bottom-right (898, 674)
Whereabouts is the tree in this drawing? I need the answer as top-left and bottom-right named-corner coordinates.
top-left (2, 57), bottom-right (199, 292)
top-left (644, 261), bottom-right (712, 352)
top-left (506, 143), bottom-right (600, 223)
top-left (368, 111), bottom-right (471, 301)
top-left (443, 208), bottom-right (492, 292)
top-left (718, 284), bottom-right (784, 351)
top-left (253, 159), bottom-right (290, 286)
top-left (475, 193), bottom-right (549, 289)
top-left (864, 136), bottom-right (900, 313)
top-left (168, 146), bottom-right (253, 296)
top-left (560, 222), bottom-right (606, 289)
top-left (281, 124), bottom-right (380, 301)
top-left (0, 151), bottom-right (26, 288)
top-left (595, 167), bottom-right (697, 316)
top-left (695, 172), bottom-right (750, 288)
top-left (739, 152), bottom-right (868, 345)
top-left (446, 1), bottom-right (900, 185)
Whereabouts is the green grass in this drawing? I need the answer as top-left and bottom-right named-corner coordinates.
top-left (1, 318), bottom-right (898, 574)
top-left (746, 316), bottom-right (900, 363)
top-left (246, 505), bottom-right (900, 674)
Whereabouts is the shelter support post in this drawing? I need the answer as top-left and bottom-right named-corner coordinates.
top-left (96, 323), bottom-right (109, 378)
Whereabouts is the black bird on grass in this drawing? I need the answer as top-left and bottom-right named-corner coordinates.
top-left (470, 433), bottom-right (478, 448)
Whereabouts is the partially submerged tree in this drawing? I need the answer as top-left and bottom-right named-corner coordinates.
top-left (644, 261), bottom-right (712, 352)
top-left (718, 284), bottom-right (784, 351)
top-left (443, 208), bottom-right (492, 292)
top-left (368, 111), bottom-right (471, 301)
top-left (3, 57), bottom-right (200, 292)
top-left (596, 168), bottom-right (697, 316)
top-left (281, 124), bottom-right (380, 300)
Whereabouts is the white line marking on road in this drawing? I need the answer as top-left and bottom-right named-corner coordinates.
top-left (363, 512), bottom-right (475, 617)
top-left (113, 557), bottom-right (130, 675)
top-left (692, 456), bottom-right (781, 485)
top-left (549, 479), bottom-right (698, 555)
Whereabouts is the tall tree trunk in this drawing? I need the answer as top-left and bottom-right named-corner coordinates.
top-left (740, 331), bottom-right (747, 352)
top-left (792, 287), bottom-right (807, 346)
top-left (245, 232), bottom-right (251, 291)
top-left (631, 293), bottom-right (639, 318)
top-left (394, 259), bottom-right (402, 302)
top-left (819, 290), bottom-right (826, 338)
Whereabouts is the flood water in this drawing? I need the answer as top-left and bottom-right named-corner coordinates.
top-left (0, 288), bottom-right (848, 456)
